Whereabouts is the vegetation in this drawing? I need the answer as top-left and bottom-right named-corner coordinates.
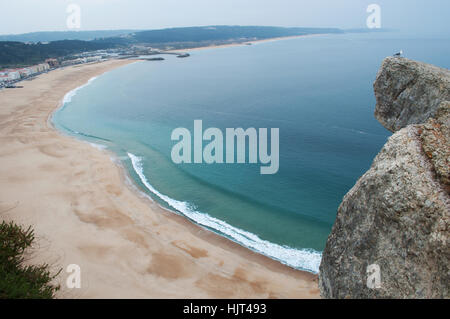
top-left (0, 26), bottom-right (344, 44)
top-left (0, 30), bottom-right (141, 42)
top-left (0, 26), bottom-right (346, 67)
top-left (0, 221), bottom-right (60, 299)
top-left (132, 26), bottom-right (343, 43)
top-left (94, 25), bottom-right (344, 48)
top-left (0, 40), bottom-right (117, 68)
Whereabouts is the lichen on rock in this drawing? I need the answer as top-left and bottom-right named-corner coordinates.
top-left (374, 57), bottom-right (450, 132)
top-left (319, 57), bottom-right (450, 299)
top-left (420, 101), bottom-right (450, 191)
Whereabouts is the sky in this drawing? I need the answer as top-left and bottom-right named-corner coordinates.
top-left (0, 0), bottom-right (449, 36)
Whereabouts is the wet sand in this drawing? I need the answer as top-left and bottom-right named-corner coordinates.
top-left (0, 59), bottom-right (319, 298)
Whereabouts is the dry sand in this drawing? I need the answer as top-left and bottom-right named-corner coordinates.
top-left (0, 59), bottom-right (319, 298)
top-left (170, 33), bottom-right (329, 53)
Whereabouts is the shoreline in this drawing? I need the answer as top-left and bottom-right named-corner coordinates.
top-left (0, 59), bottom-right (319, 298)
top-left (168, 33), bottom-right (330, 53)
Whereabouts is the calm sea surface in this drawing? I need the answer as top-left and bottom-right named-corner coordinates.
top-left (53, 32), bottom-right (450, 273)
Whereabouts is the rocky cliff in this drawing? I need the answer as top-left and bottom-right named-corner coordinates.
top-left (319, 57), bottom-right (449, 299)
top-left (374, 57), bottom-right (450, 132)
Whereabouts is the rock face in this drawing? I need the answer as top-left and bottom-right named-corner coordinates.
top-left (420, 101), bottom-right (450, 190)
top-left (319, 57), bottom-right (449, 299)
top-left (374, 57), bottom-right (450, 132)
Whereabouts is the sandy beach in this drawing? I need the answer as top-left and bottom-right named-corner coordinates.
top-left (170, 33), bottom-right (329, 53)
top-left (0, 59), bottom-right (319, 298)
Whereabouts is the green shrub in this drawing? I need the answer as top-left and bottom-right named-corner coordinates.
top-left (0, 221), bottom-right (60, 299)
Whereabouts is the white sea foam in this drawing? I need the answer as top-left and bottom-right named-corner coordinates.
top-left (62, 76), bottom-right (98, 106)
top-left (127, 152), bottom-right (322, 273)
top-left (88, 142), bottom-right (107, 151)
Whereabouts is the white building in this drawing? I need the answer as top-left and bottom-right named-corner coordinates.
top-left (29, 65), bottom-right (39, 74)
top-left (36, 63), bottom-right (50, 72)
top-left (85, 56), bottom-right (103, 63)
top-left (0, 62), bottom-right (51, 83)
top-left (5, 70), bottom-right (21, 80)
top-left (18, 68), bottom-right (32, 78)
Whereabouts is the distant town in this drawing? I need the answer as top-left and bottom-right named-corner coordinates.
top-left (0, 53), bottom-right (103, 88)
top-left (0, 46), bottom-right (190, 89)
top-left (0, 25), bottom-right (376, 89)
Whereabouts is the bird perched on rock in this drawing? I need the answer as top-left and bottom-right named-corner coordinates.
top-left (393, 50), bottom-right (403, 57)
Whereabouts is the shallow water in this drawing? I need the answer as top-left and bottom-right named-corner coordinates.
top-left (52, 32), bottom-right (450, 273)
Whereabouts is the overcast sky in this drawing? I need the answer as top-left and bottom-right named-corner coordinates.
top-left (0, 0), bottom-right (449, 36)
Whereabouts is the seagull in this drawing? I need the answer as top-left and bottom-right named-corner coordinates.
top-left (393, 50), bottom-right (403, 57)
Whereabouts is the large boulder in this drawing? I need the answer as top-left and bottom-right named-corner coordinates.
top-left (319, 58), bottom-right (450, 299)
top-left (374, 57), bottom-right (450, 132)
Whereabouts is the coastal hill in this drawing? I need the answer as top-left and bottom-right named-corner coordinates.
top-left (0, 26), bottom-right (344, 67)
top-left (0, 30), bottom-right (141, 42)
top-left (0, 26), bottom-right (343, 43)
top-left (0, 40), bottom-right (113, 68)
top-left (319, 57), bottom-right (449, 298)
top-left (94, 26), bottom-right (344, 48)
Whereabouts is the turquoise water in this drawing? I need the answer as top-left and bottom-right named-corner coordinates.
top-left (52, 33), bottom-right (450, 273)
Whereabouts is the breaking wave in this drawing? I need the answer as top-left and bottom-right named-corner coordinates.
top-left (127, 152), bottom-right (322, 273)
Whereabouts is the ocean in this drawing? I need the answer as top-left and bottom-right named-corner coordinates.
top-left (52, 32), bottom-right (450, 273)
